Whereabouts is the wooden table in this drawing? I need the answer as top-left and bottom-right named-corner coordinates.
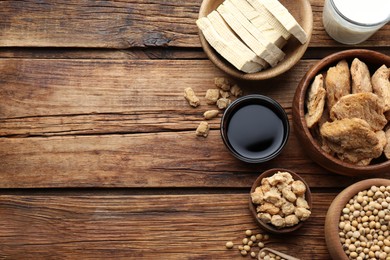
top-left (0, 1), bottom-right (389, 259)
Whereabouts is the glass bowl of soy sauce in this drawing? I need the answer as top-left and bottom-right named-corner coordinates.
top-left (221, 95), bottom-right (289, 163)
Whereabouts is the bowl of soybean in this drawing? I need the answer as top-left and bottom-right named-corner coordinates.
top-left (325, 178), bottom-right (390, 260)
top-left (220, 95), bottom-right (289, 163)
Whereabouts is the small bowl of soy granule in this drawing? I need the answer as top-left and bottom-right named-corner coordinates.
top-left (325, 179), bottom-right (390, 260)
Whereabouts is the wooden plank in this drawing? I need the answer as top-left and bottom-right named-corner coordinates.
top-left (1, 129), bottom-right (370, 189)
top-left (0, 0), bottom-right (388, 48)
top-left (0, 59), bottom-right (224, 120)
top-left (0, 58), bottom-right (389, 188)
top-left (0, 192), bottom-right (334, 259)
top-left (0, 47), bottom-right (389, 60)
top-left (0, 0), bottom-right (200, 48)
top-left (0, 47), bottom-right (209, 60)
top-left (0, 58), bottom-right (305, 123)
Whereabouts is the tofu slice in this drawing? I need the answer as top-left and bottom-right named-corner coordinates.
top-left (196, 17), bottom-right (263, 73)
top-left (259, 0), bottom-right (308, 44)
top-left (247, 0), bottom-right (291, 40)
top-left (217, 4), bottom-right (278, 67)
top-left (230, 0), bottom-right (287, 48)
top-left (223, 0), bottom-right (285, 62)
top-left (207, 11), bottom-right (267, 68)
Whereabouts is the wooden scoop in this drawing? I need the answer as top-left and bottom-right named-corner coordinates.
top-left (258, 247), bottom-right (300, 260)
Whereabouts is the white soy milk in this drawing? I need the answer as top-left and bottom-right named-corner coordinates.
top-left (322, 0), bottom-right (390, 44)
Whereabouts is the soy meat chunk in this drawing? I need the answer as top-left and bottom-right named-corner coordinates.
top-left (282, 188), bottom-right (297, 203)
top-left (230, 84), bottom-right (242, 97)
top-left (216, 98), bottom-right (231, 109)
top-left (285, 214), bottom-right (299, 227)
top-left (320, 118), bottom-right (378, 151)
top-left (219, 90), bottom-right (230, 99)
top-left (215, 77), bottom-right (232, 91)
top-left (376, 130), bottom-right (387, 151)
top-left (295, 207), bottom-right (311, 221)
top-left (184, 87), bottom-right (200, 107)
top-left (278, 172), bottom-right (294, 184)
top-left (273, 197), bottom-right (286, 208)
top-left (195, 121), bottom-right (210, 137)
top-left (372, 65), bottom-right (390, 112)
top-left (354, 158), bottom-right (372, 166)
top-left (320, 118), bottom-right (382, 163)
top-left (330, 93), bottom-right (387, 131)
top-left (260, 179), bottom-right (272, 193)
top-left (305, 74), bottom-right (326, 128)
top-left (384, 128), bottom-right (390, 159)
top-left (267, 172), bottom-right (287, 186)
top-left (251, 187), bottom-right (264, 204)
top-left (291, 180), bottom-right (306, 196)
top-left (325, 60), bottom-right (351, 111)
top-left (263, 188), bottom-right (282, 205)
top-left (281, 201), bottom-right (295, 216)
top-left (296, 197), bottom-right (310, 209)
top-left (257, 213), bottom-right (272, 223)
top-left (257, 202), bottom-right (280, 215)
top-left (311, 107), bottom-right (333, 155)
top-left (205, 89), bottom-right (220, 104)
top-left (276, 182), bottom-right (288, 192)
top-left (351, 58), bottom-right (373, 93)
top-left (271, 215), bottom-right (285, 228)
top-left (337, 152), bottom-right (376, 165)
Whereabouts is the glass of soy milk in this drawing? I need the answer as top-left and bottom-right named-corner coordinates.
top-left (322, 0), bottom-right (390, 44)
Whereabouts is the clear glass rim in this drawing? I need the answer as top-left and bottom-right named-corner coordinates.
top-left (330, 0), bottom-right (390, 27)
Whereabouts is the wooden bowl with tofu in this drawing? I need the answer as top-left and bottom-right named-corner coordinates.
top-left (292, 49), bottom-right (390, 176)
top-left (197, 0), bottom-right (313, 81)
top-left (249, 168), bottom-right (312, 234)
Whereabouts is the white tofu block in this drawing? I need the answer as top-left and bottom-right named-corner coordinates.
top-left (260, 0), bottom-right (308, 44)
top-left (196, 17), bottom-right (263, 73)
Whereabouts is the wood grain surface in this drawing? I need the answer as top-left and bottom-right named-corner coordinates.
top-left (1, 58), bottom-right (384, 189)
top-left (0, 0), bottom-right (389, 259)
top-left (0, 0), bottom-right (389, 48)
top-left (0, 192), bottom-right (334, 259)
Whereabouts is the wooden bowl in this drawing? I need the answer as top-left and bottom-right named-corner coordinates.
top-left (249, 168), bottom-right (312, 234)
top-left (324, 178), bottom-right (390, 260)
top-left (198, 0), bottom-right (313, 81)
top-left (292, 49), bottom-right (390, 176)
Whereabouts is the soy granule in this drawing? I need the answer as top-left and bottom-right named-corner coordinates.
top-left (195, 121), bottom-right (209, 137)
top-left (215, 77), bottom-right (231, 91)
top-left (205, 89), bottom-right (220, 104)
top-left (251, 171), bottom-right (311, 229)
top-left (184, 77), bottom-right (243, 137)
top-left (184, 87), bottom-right (200, 107)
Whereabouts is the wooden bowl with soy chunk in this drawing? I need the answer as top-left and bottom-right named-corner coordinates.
top-left (197, 0), bottom-right (313, 81)
top-left (249, 168), bottom-right (312, 234)
top-left (292, 49), bottom-right (390, 176)
top-left (325, 178), bottom-right (390, 260)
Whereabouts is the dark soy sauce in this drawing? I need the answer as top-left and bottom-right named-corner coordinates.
top-left (226, 103), bottom-right (285, 160)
